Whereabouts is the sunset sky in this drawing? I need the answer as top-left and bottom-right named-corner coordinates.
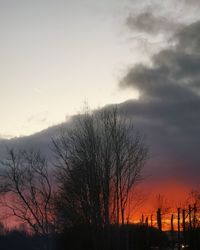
top-left (1, 1), bottom-right (200, 236)
top-left (1, 0), bottom-right (200, 186)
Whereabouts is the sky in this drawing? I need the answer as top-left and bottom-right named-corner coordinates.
top-left (1, 1), bottom-right (200, 228)
top-left (1, 0), bottom-right (200, 182)
top-left (0, 0), bottom-right (141, 138)
top-left (1, 0), bottom-right (199, 138)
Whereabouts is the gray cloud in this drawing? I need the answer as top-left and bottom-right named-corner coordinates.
top-left (176, 21), bottom-right (200, 54)
top-left (184, 0), bottom-right (200, 5)
top-left (121, 49), bottom-right (200, 100)
top-left (119, 20), bottom-right (200, 183)
top-left (126, 11), bottom-right (181, 35)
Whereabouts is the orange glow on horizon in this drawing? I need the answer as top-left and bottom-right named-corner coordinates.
top-left (125, 179), bottom-right (197, 231)
top-left (0, 178), bottom-right (199, 232)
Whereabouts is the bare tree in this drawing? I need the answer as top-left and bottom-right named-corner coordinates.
top-left (52, 107), bottom-right (148, 229)
top-left (0, 149), bottom-right (55, 235)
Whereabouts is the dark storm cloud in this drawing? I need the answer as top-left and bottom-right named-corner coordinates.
top-left (121, 49), bottom-right (200, 100)
top-left (126, 11), bottom-right (181, 35)
top-left (176, 21), bottom-right (200, 54)
top-left (119, 20), bottom-right (200, 182)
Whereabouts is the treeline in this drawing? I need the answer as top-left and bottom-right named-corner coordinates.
top-left (0, 230), bottom-right (56, 250)
top-left (0, 224), bottom-right (167, 250)
top-left (156, 202), bottom-right (200, 249)
top-left (0, 205), bottom-right (199, 249)
top-left (137, 196), bottom-right (200, 249)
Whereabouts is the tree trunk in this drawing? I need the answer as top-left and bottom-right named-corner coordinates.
top-left (177, 208), bottom-right (181, 250)
top-left (157, 208), bottom-right (162, 232)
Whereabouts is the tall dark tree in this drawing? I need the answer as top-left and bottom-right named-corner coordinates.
top-left (52, 107), bottom-right (148, 229)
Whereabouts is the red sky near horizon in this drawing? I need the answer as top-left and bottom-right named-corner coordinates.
top-left (0, 176), bottom-right (198, 232)
top-left (126, 178), bottom-right (197, 230)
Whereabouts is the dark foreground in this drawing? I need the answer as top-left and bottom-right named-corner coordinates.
top-left (0, 224), bottom-right (199, 250)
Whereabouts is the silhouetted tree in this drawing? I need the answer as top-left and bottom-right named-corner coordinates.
top-left (52, 107), bottom-right (148, 229)
top-left (177, 207), bottom-right (181, 250)
top-left (182, 209), bottom-right (186, 245)
top-left (156, 208), bottom-right (162, 232)
top-left (0, 149), bottom-right (55, 235)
